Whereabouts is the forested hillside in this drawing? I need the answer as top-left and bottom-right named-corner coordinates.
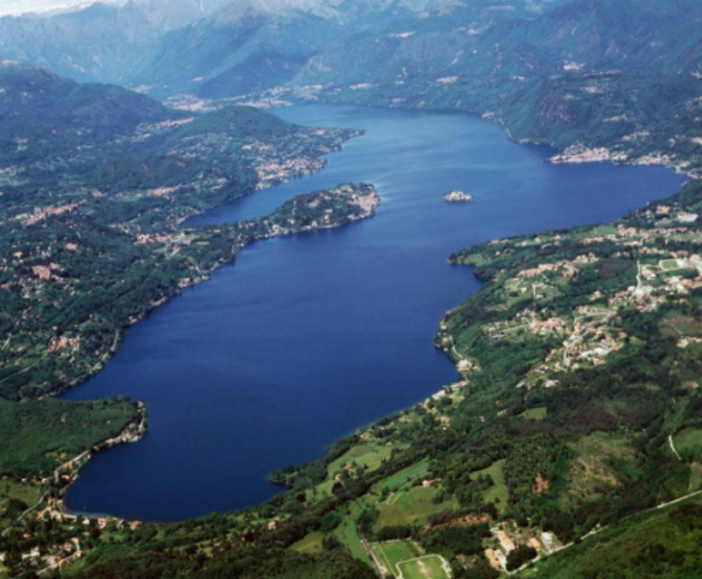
top-left (0, 62), bottom-right (377, 576)
top-left (287, 0), bottom-right (702, 176)
top-left (0, 62), bottom-right (358, 401)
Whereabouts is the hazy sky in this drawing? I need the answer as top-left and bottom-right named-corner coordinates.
top-left (0, 0), bottom-right (118, 16)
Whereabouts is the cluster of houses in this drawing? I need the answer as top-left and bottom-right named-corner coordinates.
top-left (550, 145), bottom-right (629, 165)
top-left (6, 506), bottom-right (144, 575)
top-left (487, 310), bottom-right (568, 342)
top-left (15, 202), bottom-right (79, 227)
top-left (30, 263), bottom-right (63, 282)
top-left (255, 156), bottom-right (326, 189)
top-left (580, 223), bottom-right (695, 249)
top-left (0, 537), bottom-right (82, 575)
top-left (131, 117), bottom-right (196, 142)
top-left (505, 212), bottom-right (702, 383)
top-left (514, 259), bottom-right (581, 281)
top-left (484, 523), bottom-right (558, 572)
top-left (527, 246), bottom-right (702, 380)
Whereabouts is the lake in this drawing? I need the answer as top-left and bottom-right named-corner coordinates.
top-left (61, 105), bottom-right (686, 521)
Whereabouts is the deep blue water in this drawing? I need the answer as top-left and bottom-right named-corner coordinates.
top-left (61, 105), bottom-right (686, 522)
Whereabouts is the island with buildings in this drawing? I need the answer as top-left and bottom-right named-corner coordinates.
top-left (443, 191), bottom-right (474, 203)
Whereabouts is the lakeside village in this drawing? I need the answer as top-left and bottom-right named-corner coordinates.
top-left (425, 198), bottom-right (702, 574)
top-left (441, 202), bottom-right (702, 386)
top-left (0, 410), bottom-right (147, 575)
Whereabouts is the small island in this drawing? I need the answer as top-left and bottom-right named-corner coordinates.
top-left (443, 190), bottom-right (474, 203)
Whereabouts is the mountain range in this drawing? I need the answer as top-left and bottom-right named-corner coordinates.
top-left (3, 0), bottom-right (701, 122)
top-left (0, 0), bottom-right (556, 92)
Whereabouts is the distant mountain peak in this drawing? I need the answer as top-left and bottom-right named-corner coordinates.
top-left (130, 0), bottom-right (233, 29)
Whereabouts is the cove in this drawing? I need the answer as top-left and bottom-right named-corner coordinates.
top-left (60, 105), bottom-right (687, 522)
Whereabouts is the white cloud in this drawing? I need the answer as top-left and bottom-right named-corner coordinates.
top-left (0, 0), bottom-right (120, 17)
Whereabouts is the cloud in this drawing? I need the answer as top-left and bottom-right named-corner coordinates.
top-left (0, 0), bottom-right (119, 16)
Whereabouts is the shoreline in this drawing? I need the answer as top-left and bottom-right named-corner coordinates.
top-left (547, 144), bottom-right (698, 179)
top-left (166, 86), bottom-right (700, 181)
top-left (55, 184), bottom-right (380, 521)
top-left (58, 405), bottom-right (148, 522)
top-left (47, 132), bottom-right (364, 402)
top-left (2, 403), bottom-right (148, 535)
top-left (51, 102), bottom-right (695, 524)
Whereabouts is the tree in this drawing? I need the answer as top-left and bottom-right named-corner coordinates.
top-left (506, 545), bottom-right (537, 571)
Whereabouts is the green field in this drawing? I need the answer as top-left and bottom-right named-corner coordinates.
top-left (0, 479), bottom-right (43, 529)
top-left (376, 461), bottom-right (430, 493)
top-left (660, 258), bottom-right (683, 271)
top-left (520, 407), bottom-right (548, 421)
top-left (0, 478), bottom-right (42, 506)
top-left (660, 312), bottom-right (702, 338)
top-left (674, 427), bottom-right (702, 457)
top-left (375, 486), bottom-right (454, 530)
top-left (329, 443), bottom-right (395, 475)
top-left (663, 396), bottom-right (691, 433)
top-left (473, 460), bottom-right (509, 512)
top-left (371, 541), bottom-right (450, 579)
top-left (399, 555), bottom-right (451, 579)
top-left (291, 531), bottom-right (325, 554)
top-left (316, 443), bottom-right (396, 496)
top-left (690, 463), bottom-right (702, 492)
top-left (371, 540), bottom-right (420, 576)
top-left (335, 501), bottom-right (373, 566)
top-left (576, 225), bottom-right (618, 239)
